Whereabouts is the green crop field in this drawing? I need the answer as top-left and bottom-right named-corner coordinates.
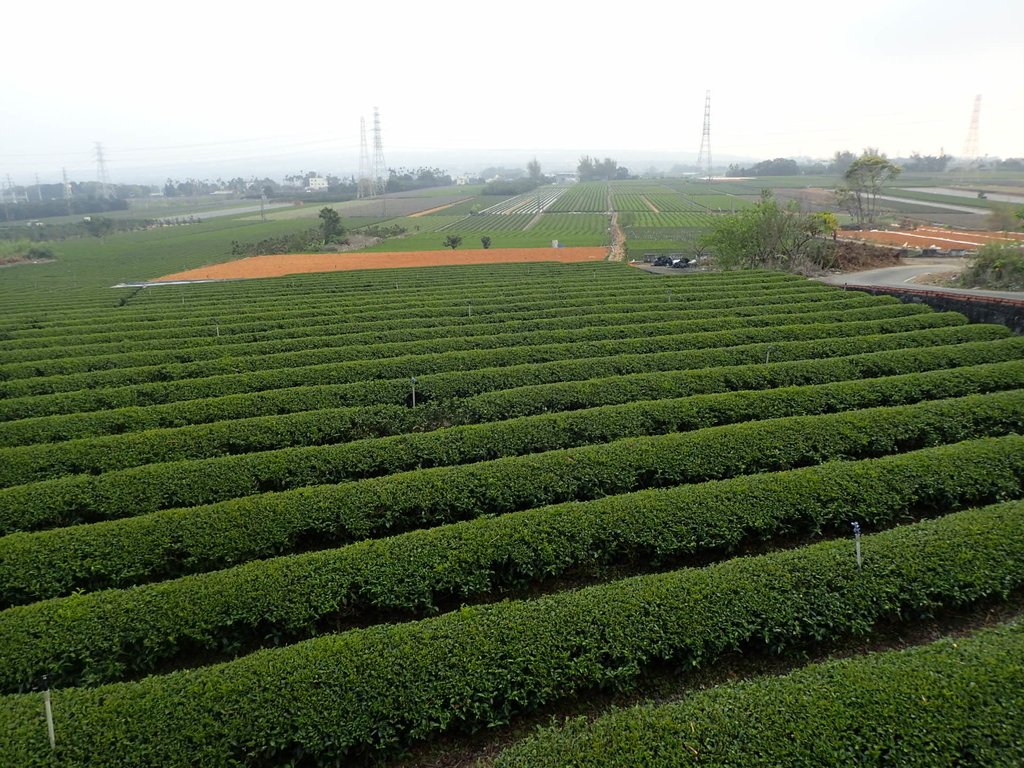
top-left (1, 246), bottom-right (1023, 766)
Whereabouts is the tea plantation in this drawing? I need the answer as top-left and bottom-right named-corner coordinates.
top-left (1, 262), bottom-right (1022, 766)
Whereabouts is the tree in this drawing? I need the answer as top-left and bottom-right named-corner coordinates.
top-left (576, 155), bottom-right (621, 181)
top-left (699, 190), bottom-right (834, 272)
top-left (835, 151), bottom-right (901, 228)
top-left (727, 158), bottom-right (800, 177)
top-left (987, 204), bottom-right (1019, 232)
top-left (443, 234), bottom-right (463, 250)
top-left (577, 155), bottom-right (595, 181)
top-left (527, 158), bottom-right (543, 182)
top-left (318, 207), bottom-right (344, 243)
top-left (480, 236), bottom-right (492, 249)
top-left (828, 150), bottom-right (856, 175)
top-left (958, 242), bottom-right (1024, 291)
top-left (83, 216), bottom-right (114, 244)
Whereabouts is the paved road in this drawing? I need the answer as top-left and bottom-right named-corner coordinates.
top-left (153, 202), bottom-right (293, 221)
top-left (903, 187), bottom-right (1024, 206)
top-left (873, 194), bottom-right (987, 215)
top-left (819, 260), bottom-right (1024, 302)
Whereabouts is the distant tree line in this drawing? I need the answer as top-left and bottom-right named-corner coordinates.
top-left (1, 196), bottom-right (128, 222)
top-left (482, 179), bottom-right (542, 195)
top-left (0, 217), bottom-right (154, 242)
top-left (577, 155), bottom-right (631, 181)
top-left (721, 150), bottom-right (1021, 179)
top-left (726, 158), bottom-right (800, 177)
top-left (386, 167), bottom-right (452, 193)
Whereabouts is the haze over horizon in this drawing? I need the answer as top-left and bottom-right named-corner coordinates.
top-left (3, 0), bottom-right (1022, 185)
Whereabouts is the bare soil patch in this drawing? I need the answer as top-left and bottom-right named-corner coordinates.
top-left (911, 270), bottom-right (963, 286)
top-left (154, 247), bottom-right (608, 281)
top-left (841, 227), bottom-right (1024, 249)
top-left (0, 256), bottom-right (56, 268)
top-left (832, 240), bottom-right (902, 271)
top-left (408, 199), bottom-right (472, 218)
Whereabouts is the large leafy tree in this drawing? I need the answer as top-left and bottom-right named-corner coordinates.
top-left (318, 207), bottom-right (344, 244)
top-left (835, 151), bottom-right (901, 228)
top-left (700, 190), bottom-right (834, 271)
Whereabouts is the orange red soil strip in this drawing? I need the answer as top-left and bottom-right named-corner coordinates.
top-left (407, 199), bottom-right (472, 218)
top-left (841, 229), bottom-right (1024, 249)
top-left (154, 247), bottom-right (608, 281)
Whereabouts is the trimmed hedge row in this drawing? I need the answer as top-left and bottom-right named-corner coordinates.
top-left (0, 323), bottom-right (1005, 447)
top-left (0, 302), bottom-right (924, 398)
top-left (0, 312), bottom-right (971, 421)
top-left (1, 272), bottom-right (810, 350)
top-left (0, 290), bottom-right (876, 378)
top-left (493, 620), bottom-right (1024, 768)
top-left (1, 389), bottom-right (1021, 604)
top-left (4, 336), bottom-right (1022, 485)
top-left (4, 361), bottom-right (1024, 530)
top-left (2, 435), bottom-right (1020, 692)
top-left (458, 335), bottom-right (1024, 422)
top-left (2, 501), bottom-right (1023, 767)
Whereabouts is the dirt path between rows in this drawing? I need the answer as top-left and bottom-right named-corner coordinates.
top-left (605, 185), bottom-right (626, 261)
top-left (608, 212), bottom-right (626, 261)
top-left (408, 199), bottom-right (472, 218)
top-left (641, 195), bottom-right (660, 213)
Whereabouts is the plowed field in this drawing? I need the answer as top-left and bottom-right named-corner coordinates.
top-left (154, 247), bottom-right (608, 281)
top-left (842, 227), bottom-right (1024, 249)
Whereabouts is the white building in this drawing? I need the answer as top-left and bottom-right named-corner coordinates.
top-left (307, 177), bottom-right (329, 191)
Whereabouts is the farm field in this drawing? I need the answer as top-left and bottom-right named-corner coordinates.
top-left (153, 247), bottom-right (608, 280)
top-left (842, 226), bottom-right (1024, 249)
top-left (2, 260), bottom-right (1024, 765)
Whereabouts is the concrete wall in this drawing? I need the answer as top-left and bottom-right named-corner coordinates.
top-left (843, 284), bottom-right (1024, 335)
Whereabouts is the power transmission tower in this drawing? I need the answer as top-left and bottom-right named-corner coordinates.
top-left (62, 167), bottom-right (73, 215)
top-left (696, 90), bottom-right (712, 182)
top-left (962, 94), bottom-right (981, 161)
top-left (959, 94), bottom-right (982, 183)
top-left (357, 117), bottom-right (373, 199)
top-left (35, 173), bottom-right (43, 202)
top-left (94, 141), bottom-right (111, 199)
top-left (2, 175), bottom-right (12, 220)
top-left (371, 107), bottom-right (387, 197)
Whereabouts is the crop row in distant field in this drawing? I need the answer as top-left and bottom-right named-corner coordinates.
top-left (438, 213), bottom-right (534, 232)
top-left (610, 192), bottom-right (652, 211)
top-left (642, 192), bottom-right (706, 212)
top-left (528, 213), bottom-right (610, 236)
top-left (620, 211), bottom-right (716, 228)
top-left (476, 187), bottom-right (567, 215)
top-left (546, 182), bottom-right (609, 212)
top-left (688, 193), bottom-right (754, 211)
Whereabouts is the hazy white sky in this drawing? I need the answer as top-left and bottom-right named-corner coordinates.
top-left (2, 0), bottom-right (1022, 183)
